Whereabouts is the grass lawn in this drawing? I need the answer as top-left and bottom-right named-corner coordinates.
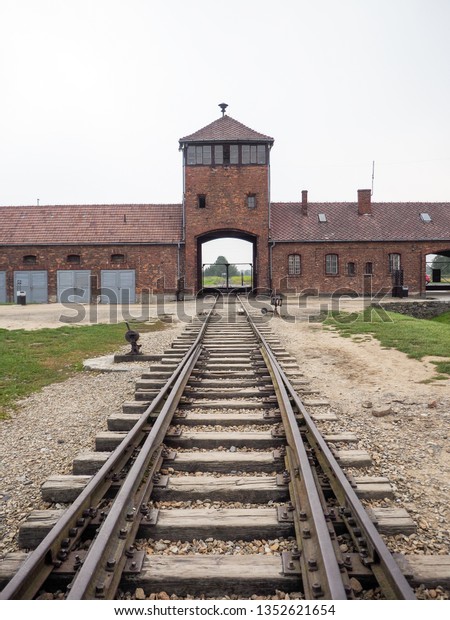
top-left (202, 275), bottom-right (252, 287)
top-left (325, 309), bottom-right (450, 379)
top-left (0, 321), bottom-right (165, 420)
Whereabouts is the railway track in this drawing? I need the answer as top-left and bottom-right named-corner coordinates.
top-left (0, 295), bottom-right (420, 599)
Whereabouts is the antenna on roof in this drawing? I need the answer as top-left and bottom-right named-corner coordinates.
top-left (371, 161), bottom-right (375, 196)
top-left (219, 102), bottom-right (228, 117)
top-left (37, 198), bottom-right (39, 206)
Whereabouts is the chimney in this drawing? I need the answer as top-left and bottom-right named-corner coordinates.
top-left (301, 190), bottom-right (308, 216)
top-left (357, 189), bottom-right (372, 215)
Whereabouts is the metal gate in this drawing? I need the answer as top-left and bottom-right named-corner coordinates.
top-left (57, 270), bottom-right (91, 303)
top-left (100, 270), bottom-right (136, 304)
top-left (13, 271), bottom-right (48, 303)
top-left (201, 262), bottom-right (253, 290)
top-left (0, 271), bottom-right (6, 303)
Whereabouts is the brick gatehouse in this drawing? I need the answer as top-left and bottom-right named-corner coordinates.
top-left (1, 105), bottom-right (449, 303)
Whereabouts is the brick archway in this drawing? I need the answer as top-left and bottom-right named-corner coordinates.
top-left (426, 248), bottom-right (450, 292)
top-left (196, 229), bottom-right (257, 291)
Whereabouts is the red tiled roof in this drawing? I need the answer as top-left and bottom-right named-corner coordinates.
top-left (0, 204), bottom-right (183, 245)
top-left (179, 115), bottom-right (274, 144)
top-left (1, 201), bottom-right (449, 247)
top-left (271, 202), bottom-right (450, 242)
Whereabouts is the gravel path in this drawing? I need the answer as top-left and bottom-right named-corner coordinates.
top-left (0, 322), bottom-right (184, 555)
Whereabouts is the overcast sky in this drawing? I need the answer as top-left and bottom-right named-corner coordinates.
top-left (1, 0), bottom-right (449, 263)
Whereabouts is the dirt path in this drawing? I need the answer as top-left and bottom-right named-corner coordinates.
top-left (269, 311), bottom-right (450, 561)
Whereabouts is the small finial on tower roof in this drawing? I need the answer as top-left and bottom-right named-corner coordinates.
top-left (219, 102), bottom-right (228, 117)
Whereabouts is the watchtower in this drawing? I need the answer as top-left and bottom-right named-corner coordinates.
top-left (179, 104), bottom-right (274, 292)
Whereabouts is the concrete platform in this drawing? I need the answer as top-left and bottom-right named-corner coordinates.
top-left (83, 354), bottom-right (149, 372)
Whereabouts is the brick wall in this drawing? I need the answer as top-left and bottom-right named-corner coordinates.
top-left (0, 244), bottom-right (179, 302)
top-left (271, 240), bottom-right (450, 296)
top-left (183, 165), bottom-right (270, 291)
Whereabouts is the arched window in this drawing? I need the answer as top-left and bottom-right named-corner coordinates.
top-left (23, 255), bottom-right (37, 265)
top-left (111, 253), bottom-right (125, 264)
top-left (347, 262), bottom-right (356, 276)
top-left (365, 262), bottom-right (373, 275)
top-left (67, 254), bottom-right (81, 264)
top-left (288, 254), bottom-right (301, 275)
top-left (389, 253), bottom-right (401, 273)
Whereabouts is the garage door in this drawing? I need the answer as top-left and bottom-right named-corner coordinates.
top-left (14, 271), bottom-right (48, 303)
top-left (0, 271), bottom-right (6, 303)
top-left (57, 270), bottom-right (91, 303)
top-left (100, 270), bottom-right (136, 304)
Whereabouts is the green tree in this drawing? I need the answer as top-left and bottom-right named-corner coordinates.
top-left (204, 256), bottom-right (239, 277)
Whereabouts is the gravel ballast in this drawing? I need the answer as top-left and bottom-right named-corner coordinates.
top-left (0, 301), bottom-right (449, 600)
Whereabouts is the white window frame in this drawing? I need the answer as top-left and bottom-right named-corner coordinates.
top-left (288, 254), bottom-right (301, 275)
top-left (325, 253), bottom-right (338, 275)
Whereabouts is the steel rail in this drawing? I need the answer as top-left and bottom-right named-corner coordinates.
top-left (250, 324), bottom-right (348, 599)
top-left (284, 374), bottom-right (416, 600)
top-left (240, 297), bottom-right (416, 600)
top-left (1, 304), bottom-right (215, 600)
top-left (66, 344), bottom-right (202, 599)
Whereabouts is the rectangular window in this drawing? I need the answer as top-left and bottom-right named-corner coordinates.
top-left (257, 145), bottom-right (266, 164)
top-left (187, 146), bottom-right (196, 165)
top-left (242, 144), bottom-right (266, 164)
top-left (214, 145), bottom-right (223, 165)
top-left (325, 254), bottom-right (338, 275)
top-left (242, 144), bottom-right (250, 164)
top-left (389, 253), bottom-right (401, 273)
top-left (365, 262), bottom-right (373, 275)
top-left (198, 194), bottom-right (206, 209)
top-left (203, 145), bottom-right (212, 165)
top-left (230, 144), bottom-right (239, 164)
top-left (288, 254), bottom-right (301, 275)
top-left (347, 262), bottom-right (356, 276)
top-left (223, 144), bottom-right (230, 165)
top-left (186, 145), bottom-right (212, 165)
top-left (247, 194), bottom-right (256, 209)
top-left (195, 146), bottom-right (203, 164)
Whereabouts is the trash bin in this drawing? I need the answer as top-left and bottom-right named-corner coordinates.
top-left (17, 291), bottom-right (27, 305)
top-left (402, 286), bottom-right (409, 298)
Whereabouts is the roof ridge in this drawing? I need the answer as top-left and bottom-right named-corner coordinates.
top-left (0, 203), bottom-right (183, 209)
